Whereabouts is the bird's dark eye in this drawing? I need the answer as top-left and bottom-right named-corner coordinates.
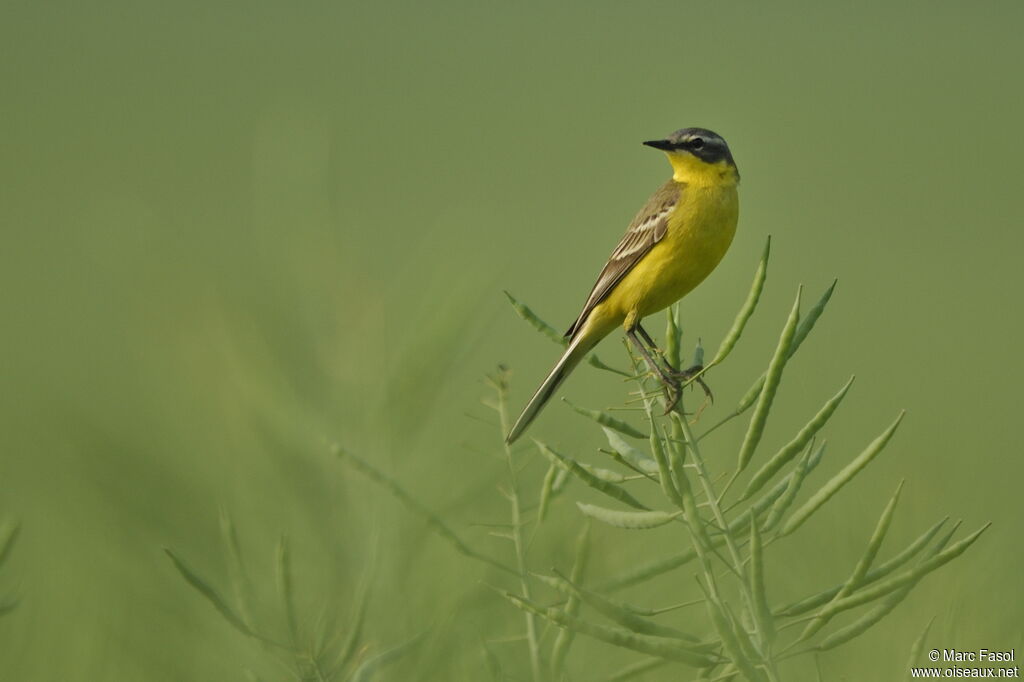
top-left (690, 137), bottom-right (705, 149)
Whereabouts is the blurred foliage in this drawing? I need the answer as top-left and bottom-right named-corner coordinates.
top-left (0, 0), bottom-right (1022, 679)
top-left (347, 266), bottom-right (988, 680)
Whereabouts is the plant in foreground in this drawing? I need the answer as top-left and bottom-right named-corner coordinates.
top-left (339, 238), bottom-right (987, 681)
top-left (0, 519), bottom-right (19, 619)
top-left (167, 512), bottom-right (418, 682)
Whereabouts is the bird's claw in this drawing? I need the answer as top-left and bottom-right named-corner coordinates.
top-left (669, 364), bottom-right (714, 403)
top-left (662, 380), bottom-right (682, 415)
top-left (658, 364), bottom-right (714, 416)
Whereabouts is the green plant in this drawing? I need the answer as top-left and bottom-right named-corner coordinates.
top-left (166, 511), bottom-right (417, 682)
top-left (338, 239), bottom-right (987, 681)
top-left (0, 520), bottom-right (19, 619)
top-left (499, 239), bottom-right (986, 680)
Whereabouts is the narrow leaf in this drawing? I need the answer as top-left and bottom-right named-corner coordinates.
top-left (0, 521), bottom-right (20, 570)
top-left (732, 280), bottom-right (838, 417)
top-left (276, 535), bottom-right (299, 645)
top-left (504, 291), bottom-right (626, 375)
top-left (336, 447), bottom-right (515, 575)
top-left (780, 412), bottom-right (905, 536)
top-left (350, 633), bottom-right (424, 682)
top-left (818, 523), bottom-right (990, 619)
top-left (761, 442), bottom-right (823, 533)
top-left (749, 441), bottom-right (826, 528)
top-left (218, 509), bottom-right (256, 630)
top-left (551, 466), bottom-right (571, 493)
top-left (603, 428), bottom-right (659, 474)
top-left (551, 522), bottom-right (591, 676)
top-left (709, 235), bottom-right (771, 367)
top-left (846, 480), bottom-right (905, 585)
top-left (665, 305), bottom-right (682, 371)
top-left (501, 590), bottom-right (718, 667)
top-left (723, 601), bottom-right (764, 673)
top-left (585, 353), bottom-right (632, 375)
top-left (742, 377), bottom-right (854, 500)
top-left (536, 573), bottom-right (705, 643)
top-left (667, 414), bottom-right (712, 550)
top-left (577, 503), bottom-right (680, 530)
top-left (165, 549), bottom-right (260, 640)
top-left (334, 560), bottom-right (373, 675)
top-left (535, 441), bottom-right (648, 510)
top-left (790, 279), bottom-right (837, 352)
top-left (503, 290), bottom-right (564, 344)
top-left (598, 547), bottom-right (701, 591)
top-left (480, 637), bottom-right (503, 681)
top-left (691, 339), bottom-right (705, 368)
top-left (600, 449), bottom-right (821, 592)
top-left (537, 461), bottom-right (560, 523)
top-left (798, 480), bottom-right (905, 642)
top-left (736, 286), bottom-right (802, 472)
top-left (815, 584), bottom-right (913, 651)
top-left (748, 517), bottom-right (775, 645)
top-left (819, 536), bottom-right (943, 654)
top-left (905, 618), bottom-right (936, 677)
top-left (577, 462), bottom-right (629, 483)
top-left (644, 398), bottom-right (682, 507)
top-left (564, 399), bottom-right (647, 439)
top-left (702, 589), bottom-right (766, 682)
top-left (776, 517), bottom-right (948, 616)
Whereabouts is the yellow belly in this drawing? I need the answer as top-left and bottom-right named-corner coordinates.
top-left (587, 183), bottom-right (739, 335)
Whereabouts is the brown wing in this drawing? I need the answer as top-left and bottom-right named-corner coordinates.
top-left (564, 180), bottom-right (680, 339)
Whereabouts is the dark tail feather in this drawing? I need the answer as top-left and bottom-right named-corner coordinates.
top-left (506, 334), bottom-right (595, 444)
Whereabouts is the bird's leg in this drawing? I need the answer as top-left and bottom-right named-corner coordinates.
top-left (635, 324), bottom-right (665, 362)
top-left (671, 364), bottom-right (714, 404)
top-left (627, 326), bottom-right (682, 412)
top-left (635, 323), bottom-right (714, 405)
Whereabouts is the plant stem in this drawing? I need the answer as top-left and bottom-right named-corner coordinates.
top-left (674, 399), bottom-right (780, 680)
top-left (495, 372), bottom-right (544, 682)
top-left (629, 356), bottom-right (720, 588)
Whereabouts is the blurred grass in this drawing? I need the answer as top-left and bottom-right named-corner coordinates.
top-left (0, 0), bottom-right (1022, 679)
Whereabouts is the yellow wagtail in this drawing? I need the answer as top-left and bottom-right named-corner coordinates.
top-left (506, 128), bottom-right (740, 444)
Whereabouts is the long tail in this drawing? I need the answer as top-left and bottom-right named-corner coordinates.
top-left (506, 331), bottom-right (599, 444)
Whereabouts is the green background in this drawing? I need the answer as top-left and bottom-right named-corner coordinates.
top-left (1, 1), bottom-right (1021, 679)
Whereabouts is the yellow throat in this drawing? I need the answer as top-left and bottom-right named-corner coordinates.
top-left (666, 152), bottom-right (739, 187)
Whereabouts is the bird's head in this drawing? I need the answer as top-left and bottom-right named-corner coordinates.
top-left (643, 128), bottom-right (739, 185)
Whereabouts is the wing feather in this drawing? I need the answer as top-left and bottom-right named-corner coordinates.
top-left (564, 180), bottom-right (680, 338)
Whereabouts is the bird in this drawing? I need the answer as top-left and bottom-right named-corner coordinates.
top-left (506, 127), bottom-right (740, 444)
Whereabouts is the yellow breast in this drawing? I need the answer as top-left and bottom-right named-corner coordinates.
top-left (595, 179), bottom-right (739, 331)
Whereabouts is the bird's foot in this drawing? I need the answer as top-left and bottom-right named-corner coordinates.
top-left (668, 364), bottom-right (713, 403)
top-left (661, 378), bottom-right (682, 415)
top-left (657, 364), bottom-right (713, 418)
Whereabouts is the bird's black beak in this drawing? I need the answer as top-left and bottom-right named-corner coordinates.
top-left (642, 139), bottom-right (675, 151)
